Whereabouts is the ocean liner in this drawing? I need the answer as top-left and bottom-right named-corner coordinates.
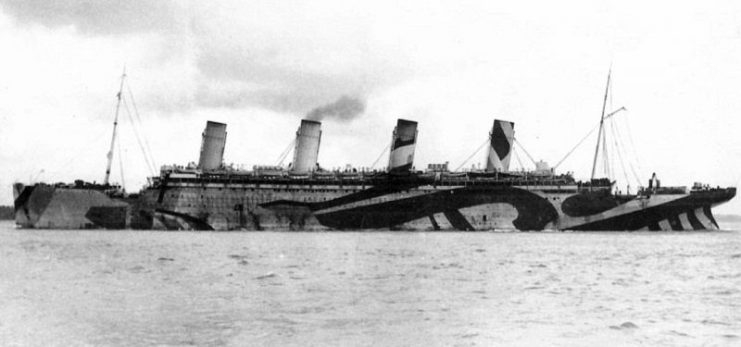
top-left (131, 114), bottom-right (734, 231)
top-left (14, 71), bottom-right (736, 231)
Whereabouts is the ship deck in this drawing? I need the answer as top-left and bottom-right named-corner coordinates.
top-left (150, 170), bottom-right (606, 191)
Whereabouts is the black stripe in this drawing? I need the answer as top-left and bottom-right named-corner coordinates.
top-left (156, 214), bottom-right (180, 230)
top-left (428, 215), bottom-right (441, 231)
top-left (668, 215), bottom-right (683, 231)
top-left (396, 119), bottom-right (418, 127)
top-left (648, 222), bottom-right (661, 231)
top-left (155, 208), bottom-right (214, 231)
top-left (157, 174), bottom-right (170, 203)
top-left (85, 206), bottom-right (127, 229)
top-left (492, 121), bottom-right (512, 160)
top-left (392, 138), bottom-right (416, 150)
top-left (443, 209), bottom-right (475, 231)
top-left (313, 185), bottom-right (557, 231)
top-left (14, 185), bottom-right (35, 211)
top-left (687, 209), bottom-right (706, 230)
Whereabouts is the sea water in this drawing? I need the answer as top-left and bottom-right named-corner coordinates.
top-left (1, 220), bottom-right (740, 346)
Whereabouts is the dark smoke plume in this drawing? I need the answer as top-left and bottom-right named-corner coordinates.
top-left (306, 95), bottom-right (366, 122)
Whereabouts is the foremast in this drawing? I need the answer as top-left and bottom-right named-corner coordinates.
top-left (590, 68), bottom-right (611, 181)
top-left (104, 67), bottom-right (126, 186)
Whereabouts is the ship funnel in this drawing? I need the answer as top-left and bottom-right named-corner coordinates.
top-left (198, 121), bottom-right (227, 171)
top-left (486, 119), bottom-right (515, 172)
top-left (291, 119), bottom-right (322, 173)
top-left (388, 119), bottom-right (418, 173)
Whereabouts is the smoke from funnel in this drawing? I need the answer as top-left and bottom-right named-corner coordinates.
top-left (306, 95), bottom-right (365, 121)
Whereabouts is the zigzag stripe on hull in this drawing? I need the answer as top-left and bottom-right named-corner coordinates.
top-left (679, 213), bottom-right (692, 231)
top-left (658, 219), bottom-right (672, 231)
top-left (694, 208), bottom-right (716, 230)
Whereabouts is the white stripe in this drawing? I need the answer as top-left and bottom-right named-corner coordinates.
top-left (498, 121), bottom-right (514, 171)
top-left (487, 149), bottom-right (504, 171)
top-left (487, 150), bottom-right (513, 172)
top-left (658, 219), bottom-right (672, 231)
top-left (389, 144), bottom-right (415, 169)
top-left (431, 212), bottom-right (453, 230)
top-left (679, 213), bottom-right (691, 230)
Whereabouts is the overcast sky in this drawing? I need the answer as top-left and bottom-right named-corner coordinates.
top-left (1, 0), bottom-right (740, 214)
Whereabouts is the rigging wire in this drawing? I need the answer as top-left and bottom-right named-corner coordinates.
top-left (125, 82), bottom-right (158, 170)
top-left (602, 126), bottom-right (610, 178)
top-left (611, 115), bottom-right (642, 186)
top-left (609, 73), bottom-right (614, 114)
top-left (454, 138), bottom-right (489, 172)
top-left (370, 143), bottom-right (391, 169)
top-left (609, 120), bottom-right (631, 187)
top-left (32, 169), bottom-right (45, 182)
top-left (553, 122), bottom-right (600, 169)
top-left (117, 133), bottom-right (126, 191)
top-left (514, 138), bottom-right (537, 167)
top-left (121, 97), bottom-right (156, 176)
top-left (625, 128), bottom-right (644, 184)
top-left (616, 108), bottom-right (644, 180)
top-left (553, 106), bottom-right (627, 175)
top-left (512, 145), bottom-right (526, 171)
top-left (276, 139), bottom-right (295, 166)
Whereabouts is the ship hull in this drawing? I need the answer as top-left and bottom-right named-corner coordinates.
top-left (558, 189), bottom-right (734, 231)
top-left (133, 179), bottom-right (736, 232)
top-left (13, 178), bottom-right (735, 231)
top-left (13, 183), bottom-right (131, 229)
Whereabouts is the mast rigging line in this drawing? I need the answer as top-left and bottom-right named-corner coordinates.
top-left (512, 146), bottom-right (526, 172)
top-left (604, 107), bottom-right (626, 120)
top-left (125, 82), bottom-right (158, 170)
top-left (276, 139), bottom-right (295, 166)
top-left (121, 97), bottom-right (156, 176)
top-left (620, 108), bottom-right (643, 168)
top-left (117, 133), bottom-right (126, 191)
top-left (370, 143), bottom-right (391, 169)
top-left (552, 105), bottom-right (628, 172)
top-left (602, 129), bottom-right (611, 178)
top-left (552, 123), bottom-right (600, 170)
top-left (609, 119), bottom-right (632, 187)
top-left (614, 110), bottom-right (644, 184)
top-left (552, 104), bottom-right (627, 170)
top-left (514, 138), bottom-right (537, 167)
top-left (454, 138), bottom-right (489, 172)
top-left (610, 115), bottom-right (641, 185)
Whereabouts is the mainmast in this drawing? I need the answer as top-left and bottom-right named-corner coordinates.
top-left (104, 67), bottom-right (126, 186)
top-left (590, 68), bottom-right (611, 180)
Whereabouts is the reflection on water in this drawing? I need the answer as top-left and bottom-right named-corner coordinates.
top-left (1, 220), bottom-right (740, 346)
